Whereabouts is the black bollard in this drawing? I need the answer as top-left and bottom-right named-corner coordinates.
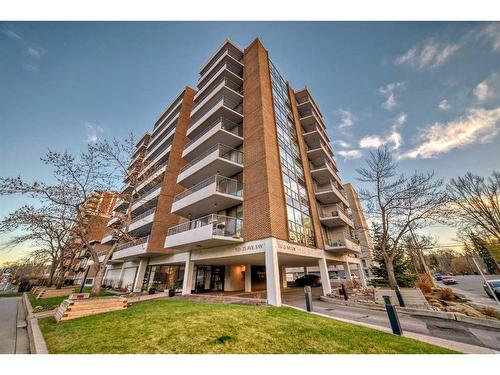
top-left (304, 286), bottom-right (313, 312)
top-left (395, 286), bottom-right (405, 307)
top-left (340, 283), bottom-right (349, 301)
top-left (383, 295), bottom-right (403, 335)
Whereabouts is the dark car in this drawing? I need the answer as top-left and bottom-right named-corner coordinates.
top-left (294, 274), bottom-right (321, 287)
top-left (442, 276), bottom-right (458, 285)
top-left (434, 273), bottom-right (443, 281)
top-left (483, 280), bottom-right (500, 299)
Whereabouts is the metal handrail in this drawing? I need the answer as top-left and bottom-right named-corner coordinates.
top-left (116, 235), bottom-right (149, 252)
top-left (136, 182), bottom-right (162, 202)
top-left (200, 53), bottom-right (244, 83)
top-left (185, 117), bottom-right (242, 149)
top-left (137, 159), bottom-right (168, 181)
top-left (195, 76), bottom-right (243, 109)
top-left (179, 143), bottom-right (243, 174)
top-left (131, 207), bottom-right (156, 223)
top-left (167, 214), bottom-right (243, 237)
top-left (174, 175), bottom-right (242, 202)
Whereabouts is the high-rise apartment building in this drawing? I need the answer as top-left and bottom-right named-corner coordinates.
top-left (102, 39), bottom-right (368, 305)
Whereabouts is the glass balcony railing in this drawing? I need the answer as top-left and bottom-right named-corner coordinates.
top-left (173, 175), bottom-right (242, 202)
top-left (179, 143), bottom-right (243, 174)
top-left (195, 76), bottom-right (243, 108)
top-left (190, 95), bottom-right (243, 127)
top-left (185, 117), bottom-right (243, 149)
top-left (167, 214), bottom-right (243, 238)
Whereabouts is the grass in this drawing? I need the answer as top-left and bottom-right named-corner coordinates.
top-left (39, 299), bottom-right (457, 354)
top-left (0, 292), bottom-right (23, 297)
top-left (28, 287), bottom-right (114, 311)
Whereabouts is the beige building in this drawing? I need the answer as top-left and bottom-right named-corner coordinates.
top-left (102, 39), bottom-right (368, 305)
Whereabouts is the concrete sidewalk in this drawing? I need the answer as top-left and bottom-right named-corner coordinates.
top-left (0, 297), bottom-right (30, 354)
top-left (281, 287), bottom-right (500, 353)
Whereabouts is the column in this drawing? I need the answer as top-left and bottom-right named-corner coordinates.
top-left (357, 264), bottom-right (368, 287)
top-left (303, 266), bottom-right (308, 275)
top-left (116, 263), bottom-right (126, 289)
top-left (265, 240), bottom-right (281, 306)
top-left (245, 264), bottom-right (252, 292)
top-left (182, 257), bottom-right (194, 295)
top-left (281, 266), bottom-right (288, 288)
top-left (318, 257), bottom-right (332, 295)
top-left (343, 259), bottom-right (352, 282)
top-left (133, 258), bottom-right (148, 292)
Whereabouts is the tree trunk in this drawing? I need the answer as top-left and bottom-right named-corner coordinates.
top-left (385, 257), bottom-right (398, 289)
top-left (91, 265), bottom-right (106, 297)
top-left (48, 260), bottom-right (57, 287)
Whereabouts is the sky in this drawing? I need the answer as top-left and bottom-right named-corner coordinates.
top-left (1, 21), bottom-right (499, 264)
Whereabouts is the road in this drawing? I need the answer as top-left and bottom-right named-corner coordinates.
top-left (437, 275), bottom-right (500, 309)
top-left (0, 296), bottom-right (30, 354)
top-left (281, 287), bottom-right (500, 352)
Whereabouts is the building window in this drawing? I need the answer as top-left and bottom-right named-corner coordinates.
top-left (269, 60), bottom-right (315, 247)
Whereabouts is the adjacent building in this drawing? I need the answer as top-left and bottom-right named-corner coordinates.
top-left (102, 39), bottom-right (370, 305)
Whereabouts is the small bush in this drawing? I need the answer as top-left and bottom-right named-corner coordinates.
top-left (415, 274), bottom-right (433, 294)
top-left (437, 288), bottom-right (455, 301)
top-left (479, 306), bottom-right (499, 318)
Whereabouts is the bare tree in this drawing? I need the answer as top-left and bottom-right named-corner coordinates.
top-left (356, 146), bottom-right (449, 289)
top-left (448, 171), bottom-right (500, 243)
top-left (0, 205), bottom-right (74, 287)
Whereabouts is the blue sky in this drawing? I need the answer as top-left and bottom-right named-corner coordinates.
top-left (1, 22), bottom-right (499, 263)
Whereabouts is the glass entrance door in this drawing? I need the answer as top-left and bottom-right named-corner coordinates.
top-left (209, 266), bottom-right (225, 291)
top-left (194, 266), bottom-right (208, 293)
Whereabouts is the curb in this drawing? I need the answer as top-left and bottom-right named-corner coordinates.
top-left (284, 303), bottom-right (499, 354)
top-left (319, 295), bottom-right (500, 330)
top-left (22, 293), bottom-right (49, 354)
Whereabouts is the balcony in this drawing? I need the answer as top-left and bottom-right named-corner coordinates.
top-left (107, 216), bottom-right (120, 228)
top-left (192, 78), bottom-right (242, 120)
top-left (172, 175), bottom-right (243, 218)
top-left (325, 237), bottom-right (361, 254)
top-left (310, 159), bottom-right (339, 185)
top-left (198, 41), bottom-right (243, 85)
top-left (183, 117), bottom-right (243, 161)
top-left (165, 214), bottom-right (243, 250)
top-left (318, 206), bottom-right (354, 228)
top-left (146, 126), bottom-right (176, 161)
top-left (128, 207), bottom-right (155, 234)
top-left (135, 160), bottom-right (168, 193)
top-left (296, 95), bottom-right (323, 123)
top-left (303, 123), bottom-right (332, 152)
top-left (131, 182), bottom-right (162, 212)
top-left (177, 144), bottom-right (243, 187)
top-left (306, 141), bottom-right (334, 164)
top-left (151, 100), bottom-right (182, 141)
top-left (112, 236), bottom-right (149, 261)
top-left (113, 198), bottom-right (128, 212)
top-left (188, 96), bottom-right (243, 139)
top-left (195, 63), bottom-right (243, 104)
top-left (314, 181), bottom-right (349, 206)
top-left (101, 231), bottom-right (117, 245)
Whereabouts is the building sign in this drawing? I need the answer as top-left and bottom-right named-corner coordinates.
top-left (276, 239), bottom-right (322, 258)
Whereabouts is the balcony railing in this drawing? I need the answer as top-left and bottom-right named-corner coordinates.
top-left (195, 76), bottom-right (243, 108)
top-left (185, 117), bottom-right (243, 149)
top-left (138, 159), bottom-right (168, 180)
top-left (189, 95), bottom-right (243, 127)
top-left (167, 214), bottom-right (243, 238)
top-left (135, 182), bottom-right (162, 202)
top-left (116, 235), bottom-right (149, 252)
top-left (319, 205), bottom-right (351, 219)
top-left (179, 143), bottom-right (243, 174)
top-left (130, 207), bottom-right (156, 224)
top-left (174, 175), bottom-right (242, 202)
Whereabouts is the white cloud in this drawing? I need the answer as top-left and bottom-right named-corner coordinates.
top-left (379, 82), bottom-right (405, 111)
top-left (359, 112), bottom-right (407, 151)
top-left (473, 74), bottom-right (499, 103)
top-left (474, 23), bottom-right (500, 52)
top-left (438, 99), bottom-right (451, 110)
top-left (337, 149), bottom-right (363, 159)
top-left (26, 46), bottom-right (45, 59)
top-left (398, 107), bottom-right (500, 159)
top-left (85, 122), bottom-right (104, 144)
top-left (335, 140), bottom-right (351, 148)
top-left (23, 63), bottom-right (39, 73)
top-left (359, 135), bottom-right (385, 149)
top-left (395, 39), bottom-right (461, 70)
top-left (337, 109), bottom-right (354, 129)
top-left (3, 29), bottom-right (22, 40)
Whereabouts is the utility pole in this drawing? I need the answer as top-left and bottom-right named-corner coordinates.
top-left (472, 257), bottom-right (500, 306)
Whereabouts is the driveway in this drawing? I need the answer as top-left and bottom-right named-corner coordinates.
top-left (281, 287), bottom-right (500, 352)
top-left (437, 275), bottom-right (500, 309)
top-left (0, 296), bottom-right (30, 354)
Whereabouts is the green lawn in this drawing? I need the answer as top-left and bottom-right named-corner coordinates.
top-left (0, 292), bottom-right (23, 297)
top-left (39, 299), bottom-right (457, 354)
top-left (28, 287), bottom-right (114, 311)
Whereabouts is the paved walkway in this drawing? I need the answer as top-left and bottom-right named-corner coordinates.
top-left (0, 297), bottom-right (30, 354)
top-left (281, 287), bottom-right (500, 352)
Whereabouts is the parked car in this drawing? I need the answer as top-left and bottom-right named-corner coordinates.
top-left (434, 273), bottom-right (443, 281)
top-left (483, 280), bottom-right (500, 299)
top-left (294, 274), bottom-right (321, 287)
top-left (442, 276), bottom-right (458, 285)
